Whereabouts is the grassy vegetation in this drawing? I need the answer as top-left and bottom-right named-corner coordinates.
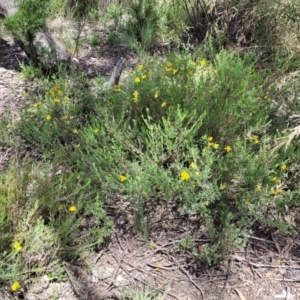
top-left (1, 0), bottom-right (300, 297)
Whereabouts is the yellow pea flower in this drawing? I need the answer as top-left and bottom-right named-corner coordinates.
top-left (119, 175), bottom-right (127, 182)
top-left (13, 241), bottom-right (22, 251)
top-left (220, 184), bottom-right (226, 190)
top-left (190, 162), bottom-right (197, 169)
top-left (200, 59), bottom-right (206, 67)
top-left (11, 282), bottom-right (20, 292)
top-left (136, 64), bottom-right (143, 71)
top-left (281, 164), bottom-right (287, 171)
top-left (224, 146), bottom-right (232, 153)
top-left (180, 171), bottom-right (190, 181)
top-left (69, 205), bottom-right (77, 212)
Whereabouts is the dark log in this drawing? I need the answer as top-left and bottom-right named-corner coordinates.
top-left (0, 0), bottom-right (70, 72)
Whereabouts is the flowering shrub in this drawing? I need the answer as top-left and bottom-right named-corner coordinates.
top-left (15, 49), bottom-right (300, 266)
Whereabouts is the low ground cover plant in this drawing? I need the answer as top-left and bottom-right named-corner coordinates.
top-left (13, 49), bottom-right (299, 270)
top-left (1, 0), bottom-right (300, 296)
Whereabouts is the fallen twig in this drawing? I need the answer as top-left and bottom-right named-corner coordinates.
top-left (171, 255), bottom-right (206, 300)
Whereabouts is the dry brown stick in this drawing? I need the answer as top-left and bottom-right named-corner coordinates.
top-left (62, 263), bottom-right (81, 297)
top-left (219, 258), bottom-right (233, 299)
top-left (271, 233), bottom-right (282, 254)
top-left (147, 262), bottom-right (179, 271)
top-left (170, 255), bottom-right (206, 300)
top-left (232, 254), bottom-right (300, 269)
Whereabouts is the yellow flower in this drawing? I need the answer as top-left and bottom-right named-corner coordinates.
top-left (270, 188), bottom-right (276, 195)
top-left (72, 129), bottom-right (78, 134)
top-left (256, 184), bottom-right (262, 192)
top-left (23, 92), bottom-right (29, 97)
top-left (173, 69), bottom-right (178, 75)
top-left (135, 77), bottom-right (141, 83)
top-left (73, 144), bottom-right (80, 148)
top-left (190, 162), bottom-right (197, 169)
top-left (94, 128), bottom-right (99, 133)
top-left (263, 93), bottom-right (269, 100)
top-left (281, 164), bottom-right (287, 171)
top-left (154, 91), bottom-right (159, 98)
top-left (220, 184), bottom-right (226, 190)
top-left (195, 171), bottom-right (200, 176)
top-left (166, 61), bottom-right (172, 67)
top-left (46, 114), bottom-right (51, 121)
top-left (166, 67), bottom-right (173, 72)
top-left (133, 90), bottom-right (139, 98)
top-left (213, 143), bottom-right (219, 149)
top-left (180, 171), bottom-right (190, 181)
top-left (208, 136), bottom-right (213, 142)
top-left (136, 64), bottom-right (143, 71)
top-left (142, 74), bottom-right (147, 79)
top-left (61, 115), bottom-right (68, 120)
top-left (252, 135), bottom-right (259, 144)
top-left (224, 145), bottom-right (232, 153)
top-left (53, 98), bottom-right (61, 103)
top-left (276, 188), bottom-right (283, 194)
top-left (114, 85), bottom-right (121, 92)
top-left (11, 282), bottom-right (20, 292)
top-left (69, 205), bottom-right (77, 212)
top-left (161, 101), bottom-right (167, 107)
top-left (207, 142), bottom-right (212, 147)
top-left (63, 96), bottom-right (69, 101)
top-left (13, 241), bottom-right (22, 251)
top-left (272, 176), bottom-right (278, 183)
top-left (57, 204), bottom-right (64, 210)
top-left (133, 90), bottom-right (139, 102)
top-left (200, 59), bottom-right (206, 67)
top-left (33, 102), bottom-right (41, 108)
top-left (119, 175), bottom-right (127, 182)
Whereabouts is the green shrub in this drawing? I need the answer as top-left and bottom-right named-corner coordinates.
top-left (0, 161), bottom-right (112, 291)
top-left (122, 0), bottom-right (160, 51)
top-left (4, 0), bottom-right (50, 65)
top-left (19, 49), bottom-right (299, 265)
top-left (18, 68), bottom-right (97, 151)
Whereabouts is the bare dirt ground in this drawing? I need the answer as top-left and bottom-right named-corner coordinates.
top-left (1, 27), bottom-right (300, 300)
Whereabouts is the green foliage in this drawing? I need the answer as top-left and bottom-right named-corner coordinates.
top-left (4, 0), bottom-right (50, 64)
top-left (122, 0), bottom-right (160, 50)
top-left (19, 62), bottom-right (43, 80)
top-left (18, 67), bottom-right (96, 151)
top-left (0, 161), bottom-right (112, 288)
top-left (17, 49), bottom-right (300, 266)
